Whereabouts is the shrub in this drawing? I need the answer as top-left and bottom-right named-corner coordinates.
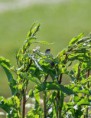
top-left (0, 23), bottom-right (91, 118)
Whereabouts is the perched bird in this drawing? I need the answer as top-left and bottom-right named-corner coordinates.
top-left (45, 49), bottom-right (51, 55)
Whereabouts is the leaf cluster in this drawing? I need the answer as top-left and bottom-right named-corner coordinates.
top-left (0, 24), bottom-right (91, 118)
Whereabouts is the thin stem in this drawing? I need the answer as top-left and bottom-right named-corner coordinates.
top-left (25, 59), bottom-right (32, 72)
top-left (56, 74), bottom-right (63, 118)
top-left (22, 89), bottom-right (26, 118)
top-left (43, 75), bottom-right (48, 118)
top-left (87, 69), bottom-right (90, 88)
top-left (58, 74), bottom-right (62, 84)
top-left (58, 91), bottom-right (62, 118)
top-left (44, 91), bottom-right (47, 118)
top-left (85, 69), bottom-right (90, 118)
top-left (76, 63), bottom-right (81, 81)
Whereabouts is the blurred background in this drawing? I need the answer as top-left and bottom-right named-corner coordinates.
top-left (0, 0), bottom-right (91, 97)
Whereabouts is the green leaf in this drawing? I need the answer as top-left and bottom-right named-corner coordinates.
top-left (17, 23), bottom-right (40, 58)
top-left (80, 77), bottom-right (91, 84)
top-left (74, 96), bottom-right (81, 102)
top-left (77, 98), bottom-right (89, 106)
top-left (34, 89), bottom-right (40, 103)
top-left (0, 57), bottom-right (16, 95)
top-left (26, 110), bottom-right (38, 118)
top-left (28, 76), bottom-right (40, 85)
top-left (0, 56), bottom-right (10, 67)
top-left (0, 96), bottom-right (10, 113)
top-left (35, 115), bottom-right (39, 118)
top-left (36, 82), bottom-right (75, 95)
top-left (27, 23), bottom-right (40, 38)
top-left (0, 96), bottom-right (20, 117)
top-left (28, 90), bottom-right (34, 98)
top-left (69, 33), bottom-right (83, 46)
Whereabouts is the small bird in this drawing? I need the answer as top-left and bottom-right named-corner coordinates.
top-left (45, 49), bottom-right (51, 55)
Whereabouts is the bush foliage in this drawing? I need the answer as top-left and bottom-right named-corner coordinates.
top-left (0, 23), bottom-right (91, 118)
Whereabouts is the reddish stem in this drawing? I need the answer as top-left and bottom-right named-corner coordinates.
top-left (22, 89), bottom-right (26, 118)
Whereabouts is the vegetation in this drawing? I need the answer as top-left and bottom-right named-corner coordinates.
top-left (0, 23), bottom-right (91, 117)
top-left (1, 1), bottom-right (91, 96)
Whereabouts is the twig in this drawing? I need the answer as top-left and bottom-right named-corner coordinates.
top-left (85, 69), bottom-right (90, 118)
top-left (22, 89), bottom-right (26, 118)
top-left (43, 75), bottom-right (48, 118)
